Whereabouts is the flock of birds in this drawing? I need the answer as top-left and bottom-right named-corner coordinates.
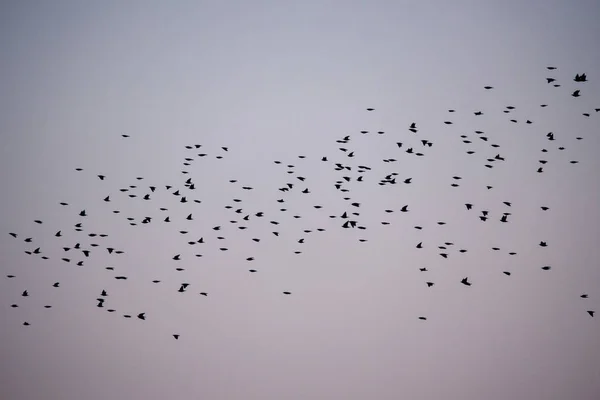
top-left (4, 67), bottom-right (598, 340)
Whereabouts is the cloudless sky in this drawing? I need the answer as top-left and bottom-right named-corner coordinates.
top-left (1, 1), bottom-right (600, 399)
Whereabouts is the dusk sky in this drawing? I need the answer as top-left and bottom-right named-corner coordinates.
top-left (1, 1), bottom-right (600, 399)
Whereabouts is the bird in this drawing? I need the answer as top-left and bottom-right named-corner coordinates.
top-left (461, 277), bottom-right (471, 286)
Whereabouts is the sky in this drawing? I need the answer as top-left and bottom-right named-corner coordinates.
top-left (1, 1), bottom-right (600, 399)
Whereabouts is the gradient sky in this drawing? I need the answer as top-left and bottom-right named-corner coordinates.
top-left (1, 1), bottom-right (600, 399)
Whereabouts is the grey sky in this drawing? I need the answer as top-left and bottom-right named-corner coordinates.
top-left (1, 1), bottom-right (600, 399)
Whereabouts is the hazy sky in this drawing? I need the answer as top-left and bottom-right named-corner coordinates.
top-left (1, 1), bottom-right (600, 399)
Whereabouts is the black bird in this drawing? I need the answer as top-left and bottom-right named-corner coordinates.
top-left (283, 291), bottom-right (291, 295)
top-left (178, 284), bottom-right (190, 292)
top-left (587, 311), bottom-right (595, 317)
top-left (539, 241), bottom-right (547, 247)
top-left (137, 313), bottom-right (146, 320)
top-left (572, 90), bottom-right (581, 97)
top-left (461, 277), bottom-right (471, 286)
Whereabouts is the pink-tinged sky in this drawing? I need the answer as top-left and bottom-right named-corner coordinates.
top-left (1, 1), bottom-right (599, 399)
